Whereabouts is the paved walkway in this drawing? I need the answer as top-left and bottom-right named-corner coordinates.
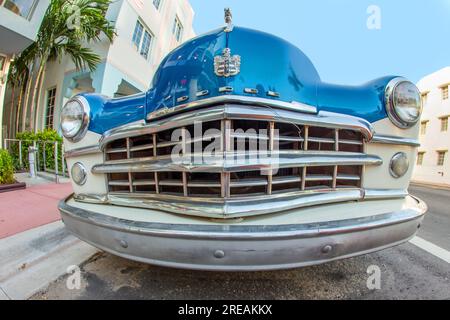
top-left (0, 181), bottom-right (73, 239)
top-left (14, 172), bottom-right (71, 186)
top-left (0, 174), bottom-right (97, 300)
top-left (0, 221), bottom-right (97, 300)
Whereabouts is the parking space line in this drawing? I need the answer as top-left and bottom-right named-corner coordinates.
top-left (409, 237), bottom-right (450, 264)
top-left (0, 286), bottom-right (10, 300)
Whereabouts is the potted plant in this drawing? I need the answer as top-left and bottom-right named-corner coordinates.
top-left (0, 149), bottom-right (26, 193)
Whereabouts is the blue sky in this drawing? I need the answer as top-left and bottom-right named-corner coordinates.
top-left (189, 0), bottom-right (450, 85)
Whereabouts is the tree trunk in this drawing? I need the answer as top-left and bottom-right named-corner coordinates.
top-left (30, 61), bottom-right (46, 133)
top-left (15, 80), bottom-right (24, 138)
top-left (21, 64), bottom-right (34, 132)
top-left (35, 65), bottom-right (47, 131)
top-left (8, 84), bottom-right (16, 140)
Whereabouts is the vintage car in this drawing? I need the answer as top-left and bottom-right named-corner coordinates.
top-left (59, 10), bottom-right (427, 271)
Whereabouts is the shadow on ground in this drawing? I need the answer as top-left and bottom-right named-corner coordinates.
top-left (31, 242), bottom-right (450, 300)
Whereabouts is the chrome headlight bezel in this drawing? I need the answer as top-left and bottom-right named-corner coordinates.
top-left (389, 152), bottom-right (409, 178)
top-left (71, 162), bottom-right (88, 186)
top-left (385, 77), bottom-right (422, 129)
top-left (60, 96), bottom-right (90, 143)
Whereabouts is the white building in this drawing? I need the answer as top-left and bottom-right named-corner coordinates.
top-left (413, 67), bottom-right (450, 186)
top-left (2, 0), bottom-right (195, 137)
top-left (0, 0), bottom-right (50, 146)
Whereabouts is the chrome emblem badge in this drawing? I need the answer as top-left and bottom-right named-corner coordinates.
top-left (214, 48), bottom-right (241, 78)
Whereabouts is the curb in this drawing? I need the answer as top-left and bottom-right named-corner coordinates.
top-left (410, 181), bottom-right (450, 192)
top-left (0, 221), bottom-right (98, 300)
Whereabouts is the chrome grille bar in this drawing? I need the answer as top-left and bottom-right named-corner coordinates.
top-left (221, 119), bottom-right (232, 198)
top-left (74, 188), bottom-right (409, 219)
top-left (182, 127), bottom-right (188, 196)
top-left (107, 189), bottom-right (371, 218)
top-left (332, 129), bottom-right (339, 189)
top-left (100, 105), bottom-right (374, 149)
top-left (267, 121), bottom-right (275, 195)
top-left (152, 133), bottom-right (160, 194)
top-left (301, 125), bottom-right (309, 191)
top-left (95, 152), bottom-right (381, 174)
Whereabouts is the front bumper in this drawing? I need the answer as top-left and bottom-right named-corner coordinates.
top-left (59, 195), bottom-right (426, 271)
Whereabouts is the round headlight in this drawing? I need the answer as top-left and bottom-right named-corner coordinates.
top-left (60, 97), bottom-right (90, 142)
top-left (385, 78), bottom-right (422, 128)
top-left (390, 152), bottom-right (409, 178)
top-left (71, 162), bottom-right (87, 186)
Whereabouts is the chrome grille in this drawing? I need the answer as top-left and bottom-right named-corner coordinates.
top-left (103, 118), bottom-right (365, 198)
top-left (89, 104), bottom-right (384, 218)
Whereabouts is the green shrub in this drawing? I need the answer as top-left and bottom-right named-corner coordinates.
top-left (0, 149), bottom-right (15, 185)
top-left (10, 129), bottom-right (64, 172)
top-left (35, 129), bottom-right (63, 172)
top-left (11, 131), bottom-right (35, 170)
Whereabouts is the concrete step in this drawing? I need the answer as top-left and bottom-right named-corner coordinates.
top-left (0, 221), bottom-right (98, 300)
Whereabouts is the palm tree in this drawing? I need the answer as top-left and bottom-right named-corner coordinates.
top-left (8, 44), bottom-right (36, 133)
top-left (10, 0), bottom-right (115, 133)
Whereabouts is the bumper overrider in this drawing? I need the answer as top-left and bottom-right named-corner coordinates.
top-left (59, 194), bottom-right (426, 271)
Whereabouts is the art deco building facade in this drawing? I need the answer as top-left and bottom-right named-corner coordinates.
top-left (413, 67), bottom-right (450, 186)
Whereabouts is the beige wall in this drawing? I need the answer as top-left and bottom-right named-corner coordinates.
top-left (35, 56), bottom-right (67, 132)
top-left (107, 0), bottom-right (195, 89)
top-left (0, 0), bottom-right (50, 53)
top-left (413, 67), bottom-right (450, 185)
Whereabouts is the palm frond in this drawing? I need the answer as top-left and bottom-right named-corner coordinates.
top-left (24, 0), bottom-right (115, 71)
top-left (64, 42), bottom-right (102, 71)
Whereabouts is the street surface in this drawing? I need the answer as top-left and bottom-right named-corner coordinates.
top-left (33, 185), bottom-right (450, 300)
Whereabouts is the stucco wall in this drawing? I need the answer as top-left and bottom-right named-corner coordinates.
top-left (0, 0), bottom-right (50, 54)
top-left (107, 0), bottom-right (195, 90)
top-left (413, 67), bottom-right (450, 185)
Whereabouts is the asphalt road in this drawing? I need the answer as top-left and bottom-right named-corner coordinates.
top-left (410, 185), bottom-right (450, 251)
top-left (33, 185), bottom-right (450, 300)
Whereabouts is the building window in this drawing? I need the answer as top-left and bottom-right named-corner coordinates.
top-left (132, 20), bottom-right (153, 60)
top-left (420, 121), bottom-right (428, 135)
top-left (421, 93), bottom-right (428, 107)
top-left (442, 86), bottom-right (449, 100)
top-left (417, 152), bottom-right (425, 166)
top-left (45, 87), bottom-right (57, 129)
top-left (153, 0), bottom-right (162, 10)
top-left (1, 0), bottom-right (38, 19)
top-left (437, 151), bottom-right (447, 166)
top-left (441, 117), bottom-right (448, 132)
top-left (140, 30), bottom-right (152, 59)
top-left (173, 16), bottom-right (183, 42)
top-left (132, 21), bottom-right (144, 48)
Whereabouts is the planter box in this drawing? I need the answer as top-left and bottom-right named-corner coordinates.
top-left (0, 181), bottom-right (26, 193)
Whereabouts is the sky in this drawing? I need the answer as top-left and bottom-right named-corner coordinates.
top-left (189, 0), bottom-right (450, 85)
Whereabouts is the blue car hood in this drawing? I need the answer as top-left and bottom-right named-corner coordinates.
top-left (84, 26), bottom-right (396, 135)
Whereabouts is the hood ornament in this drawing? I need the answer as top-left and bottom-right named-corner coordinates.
top-left (224, 8), bottom-right (233, 32)
top-left (214, 8), bottom-right (240, 78)
top-left (214, 48), bottom-right (241, 78)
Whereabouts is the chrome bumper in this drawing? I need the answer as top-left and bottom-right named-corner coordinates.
top-left (59, 195), bottom-right (426, 271)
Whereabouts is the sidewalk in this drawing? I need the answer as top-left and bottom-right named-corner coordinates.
top-left (0, 174), bottom-right (73, 239)
top-left (0, 221), bottom-right (98, 299)
top-left (410, 180), bottom-right (450, 192)
top-left (0, 174), bottom-right (98, 299)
